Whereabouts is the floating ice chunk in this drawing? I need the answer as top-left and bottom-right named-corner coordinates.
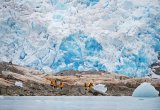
top-left (93, 84), bottom-right (107, 93)
top-left (132, 82), bottom-right (159, 97)
top-left (15, 81), bottom-right (23, 88)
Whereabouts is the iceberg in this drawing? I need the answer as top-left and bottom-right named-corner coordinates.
top-left (132, 82), bottom-right (159, 97)
top-left (93, 84), bottom-right (107, 93)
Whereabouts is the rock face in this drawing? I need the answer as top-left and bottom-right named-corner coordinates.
top-left (0, 62), bottom-right (160, 96)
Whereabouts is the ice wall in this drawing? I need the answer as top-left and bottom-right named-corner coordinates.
top-left (0, 0), bottom-right (160, 77)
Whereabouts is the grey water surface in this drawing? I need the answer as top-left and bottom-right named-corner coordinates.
top-left (0, 96), bottom-right (160, 110)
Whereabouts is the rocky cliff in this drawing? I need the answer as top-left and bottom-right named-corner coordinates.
top-left (0, 62), bottom-right (160, 96)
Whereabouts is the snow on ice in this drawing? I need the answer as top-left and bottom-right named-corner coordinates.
top-left (0, 0), bottom-right (160, 77)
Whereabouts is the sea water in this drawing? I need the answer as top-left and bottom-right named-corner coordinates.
top-left (0, 96), bottom-right (159, 110)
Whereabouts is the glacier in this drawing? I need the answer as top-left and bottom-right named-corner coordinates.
top-left (0, 0), bottom-right (160, 77)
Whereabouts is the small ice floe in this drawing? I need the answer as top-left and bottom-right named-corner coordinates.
top-left (15, 81), bottom-right (23, 88)
top-left (132, 82), bottom-right (159, 97)
top-left (93, 84), bottom-right (107, 93)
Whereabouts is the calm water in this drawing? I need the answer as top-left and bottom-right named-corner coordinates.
top-left (0, 96), bottom-right (160, 110)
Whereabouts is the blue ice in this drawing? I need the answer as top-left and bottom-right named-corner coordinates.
top-left (132, 82), bottom-right (159, 97)
top-left (115, 48), bottom-right (150, 77)
top-left (82, 0), bottom-right (99, 6)
top-left (51, 33), bottom-right (105, 71)
top-left (85, 38), bottom-right (103, 56)
top-left (19, 50), bottom-right (27, 60)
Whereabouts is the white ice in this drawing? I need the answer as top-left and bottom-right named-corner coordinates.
top-left (15, 81), bottom-right (23, 88)
top-left (93, 84), bottom-right (107, 93)
top-left (0, 0), bottom-right (160, 77)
